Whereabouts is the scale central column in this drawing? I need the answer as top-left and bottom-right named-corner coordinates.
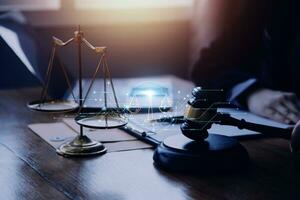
top-left (75, 26), bottom-right (84, 138)
top-left (56, 26), bottom-right (107, 156)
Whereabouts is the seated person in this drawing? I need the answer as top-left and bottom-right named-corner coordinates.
top-left (190, 0), bottom-right (300, 124)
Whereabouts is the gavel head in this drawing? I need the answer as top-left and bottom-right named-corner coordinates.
top-left (181, 87), bottom-right (225, 142)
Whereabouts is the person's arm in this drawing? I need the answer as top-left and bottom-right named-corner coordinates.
top-left (190, 0), bottom-right (300, 124)
top-left (190, 0), bottom-right (266, 102)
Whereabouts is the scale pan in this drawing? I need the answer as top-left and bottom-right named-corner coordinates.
top-left (75, 113), bottom-right (128, 129)
top-left (27, 100), bottom-right (79, 113)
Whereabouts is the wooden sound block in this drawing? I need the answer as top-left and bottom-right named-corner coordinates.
top-left (153, 134), bottom-right (249, 173)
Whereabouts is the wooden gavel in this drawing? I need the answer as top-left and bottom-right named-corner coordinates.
top-left (181, 87), bottom-right (300, 152)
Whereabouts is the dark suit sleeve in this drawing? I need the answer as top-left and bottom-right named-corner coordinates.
top-left (189, 0), bottom-right (268, 108)
top-left (190, 28), bottom-right (266, 108)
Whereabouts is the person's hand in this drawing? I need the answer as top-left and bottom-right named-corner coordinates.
top-left (247, 89), bottom-right (300, 124)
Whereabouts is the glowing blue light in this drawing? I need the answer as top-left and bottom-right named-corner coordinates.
top-left (141, 90), bottom-right (155, 97)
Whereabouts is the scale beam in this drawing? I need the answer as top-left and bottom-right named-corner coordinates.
top-left (53, 37), bottom-right (74, 46)
top-left (82, 38), bottom-right (106, 54)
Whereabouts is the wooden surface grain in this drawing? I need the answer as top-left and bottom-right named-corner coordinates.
top-left (1, 88), bottom-right (300, 200)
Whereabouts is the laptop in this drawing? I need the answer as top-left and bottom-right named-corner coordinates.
top-left (71, 76), bottom-right (173, 111)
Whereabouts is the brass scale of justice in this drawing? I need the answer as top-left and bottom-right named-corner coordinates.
top-left (28, 26), bottom-right (128, 156)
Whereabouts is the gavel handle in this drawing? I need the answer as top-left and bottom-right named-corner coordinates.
top-left (216, 113), bottom-right (293, 139)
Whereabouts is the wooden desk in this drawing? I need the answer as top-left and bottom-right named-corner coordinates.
top-left (1, 88), bottom-right (300, 200)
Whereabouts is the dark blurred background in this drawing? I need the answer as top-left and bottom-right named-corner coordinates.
top-left (0, 0), bottom-right (196, 82)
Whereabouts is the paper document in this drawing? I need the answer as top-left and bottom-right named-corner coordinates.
top-left (28, 122), bottom-right (152, 153)
top-left (209, 108), bottom-right (294, 137)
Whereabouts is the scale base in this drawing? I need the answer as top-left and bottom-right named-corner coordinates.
top-left (57, 135), bottom-right (107, 157)
top-left (153, 134), bottom-right (249, 172)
